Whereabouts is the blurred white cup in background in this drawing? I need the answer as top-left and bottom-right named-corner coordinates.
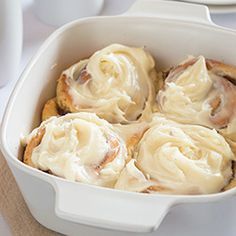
top-left (0, 0), bottom-right (22, 87)
top-left (33, 0), bottom-right (104, 26)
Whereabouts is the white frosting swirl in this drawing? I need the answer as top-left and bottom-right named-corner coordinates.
top-left (28, 113), bottom-right (127, 187)
top-left (157, 56), bottom-right (236, 129)
top-left (64, 44), bottom-right (156, 123)
top-left (115, 159), bottom-right (154, 192)
top-left (116, 114), bottom-right (235, 194)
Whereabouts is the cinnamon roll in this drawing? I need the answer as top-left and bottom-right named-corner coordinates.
top-left (23, 112), bottom-right (127, 187)
top-left (157, 56), bottom-right (236, 137)
top-left (116, 114), bottom-right (235, 194)
top-left (56, 44), bottom-right (157, 124)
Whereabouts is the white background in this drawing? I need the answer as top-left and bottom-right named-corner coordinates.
top-left (1, 0), bottom-right (236, 235)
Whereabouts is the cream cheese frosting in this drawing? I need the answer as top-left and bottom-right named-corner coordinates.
top-left (116, 114), bottom-right (235, 194)
top-left (157, 56), bottom-right (236, 130)
top-left (26, 113), bottom-right (127, 187)
top-left (115, 159), bottom-right (154, 192)
top-left (63, 44), bottom-right (156, 123)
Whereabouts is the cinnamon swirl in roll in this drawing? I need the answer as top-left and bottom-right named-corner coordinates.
top-left (23, 112), bottom-right (127, 187)
top-left (157, 56), bottom-right (236, 136)
top-left (57, 44), bottom-right (157, 124)
top-left (115, 114), bottom-right (236, 194)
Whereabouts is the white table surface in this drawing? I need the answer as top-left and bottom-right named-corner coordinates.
top-left (1, 0), bottom-right (236, 235)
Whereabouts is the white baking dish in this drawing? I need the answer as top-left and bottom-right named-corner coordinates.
top-left (183, 0), bottom-right (236, 5)
top-left (1, 0), bottom-right (236, 235)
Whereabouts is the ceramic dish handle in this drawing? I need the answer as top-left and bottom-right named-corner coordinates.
top-left (125, 0), bottom-right (213, 25)
top-left (53, 179), bottom-right (175, 233)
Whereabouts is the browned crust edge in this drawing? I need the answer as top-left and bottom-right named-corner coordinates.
top-left (223, 162), bottom-right (236, 191)
top-left (206, 59), bottom-right (236, 83)
top-left (56, 74), bottom-right (77, 113)
top-left (23, 128), bottom-right (45, 167)
top-left (42, 98), bottom-right (60, 121)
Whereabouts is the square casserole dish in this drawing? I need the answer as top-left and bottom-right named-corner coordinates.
top-left (1, 0), bottom-right (236, 235)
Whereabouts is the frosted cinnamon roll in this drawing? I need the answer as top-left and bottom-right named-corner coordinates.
top-left (23, 113), bottom-right (127, 187)
top-left (57, 44), bottom-right (157, 124)
top-left (157, 56), bottom-right (236, 134)
top-left (116, 114), bottom-right (235, 194)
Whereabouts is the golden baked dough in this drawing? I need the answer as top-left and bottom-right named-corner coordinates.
top-left (42, 98), bottom-right (61, 121)
top-left (117, 123), bottom-right (149, 163)
top-left (23, 128), bottom-right (45, 167)
top-left (56, 75), bottom-right (77, 113)
top-left (224, 162), bottom-right (236, 191)
top-left (207, 59), bottom-right (236, 81)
